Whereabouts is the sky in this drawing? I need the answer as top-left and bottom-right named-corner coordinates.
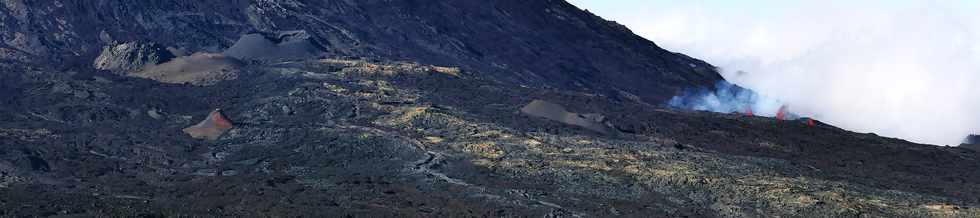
top-left (567, 0), bottom-right (980, 145)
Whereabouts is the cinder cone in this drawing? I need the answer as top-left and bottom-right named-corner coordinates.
top-left (183, 109), bottom-right (234, 140)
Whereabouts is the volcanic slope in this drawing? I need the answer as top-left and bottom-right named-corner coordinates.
top-left (0, 59), bottom-right (978, 217)
top-left (0, 0), bottom-right (720, 102)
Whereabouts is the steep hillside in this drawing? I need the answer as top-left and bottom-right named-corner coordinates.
top-left (0, 0), bottom-right (720, 102)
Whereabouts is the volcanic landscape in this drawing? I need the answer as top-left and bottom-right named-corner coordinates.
top-left (0, 0), bottom-right (978, 217)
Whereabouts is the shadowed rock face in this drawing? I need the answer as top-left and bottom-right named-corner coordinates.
top-left (0, 0), bottom-right (721, 102)
top-left (962, 134), bottom-right (980, 151)
top-left (183, 110), bottom-right (234, 140)
top-left (223, 30), bottom-right (324, 62)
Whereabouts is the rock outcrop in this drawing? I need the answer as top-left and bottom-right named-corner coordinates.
top-left (93, 41), bottom-right (175, 72)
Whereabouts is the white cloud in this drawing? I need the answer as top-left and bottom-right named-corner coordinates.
top-left (580, 1), bottom-right (980, 145)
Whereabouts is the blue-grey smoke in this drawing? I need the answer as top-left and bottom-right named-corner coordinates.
top-left (668, 81), bottom-right (790, 118)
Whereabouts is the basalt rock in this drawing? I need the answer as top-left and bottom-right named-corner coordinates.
top-left (93, 41), bottom-right (175, 72)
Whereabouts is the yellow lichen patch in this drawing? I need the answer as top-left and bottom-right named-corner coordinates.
top-left (617, 153), bottom-right (640, 162)
top-left (429, 66), bottom-right (460, 77)
top-left (318, 58), bottom-right (363, 66)
top-left (356, 80), bottom-right (396, 93)
top-left (376, 106), bottom-right (429, 127)
top-left (0, 128), bottom-right (57, 142)
top-left (649, 163), bottom-right (696, 178)
top-left (554, 160), bottom-right (613, 171)
top-left (524, 139), bottom-right (543, 146)
top-left (497, 159), bottom-right (530, 169)
top-left (471, 158), bottom-right (495, 167)
top-left (323, 83), bottom-right (347, 93)
top-left (472, 130), bottom-right (508, 138)
top-left (463, 142), bottom-right (505, 159)
top-left (816, 191), bottom-right (844, 201)
top-left (424, 136), bottom-right (445, 144)
top-left (651, 169), bottom-right (678, 178)
top-left (623, 164), bottom-right (643, 174)
top-left (865, 199), bottom-right (889, 208)
top-left (793, 195), bottom-right (819, 207)
top-left (924, 204), bottom-right (963, 216)
top-left (358, 132), bottom-right (372, 140)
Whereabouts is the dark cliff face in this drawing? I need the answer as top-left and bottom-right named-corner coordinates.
top-left (0, 0), bottom-right (721, 102)
top-left (963, 134), bottom-right (980, 151)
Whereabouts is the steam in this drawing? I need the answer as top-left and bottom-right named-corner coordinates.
top-left (668, 81), bottom-right (789, 118)
top-left (571, 1), bottom-right (980, 145)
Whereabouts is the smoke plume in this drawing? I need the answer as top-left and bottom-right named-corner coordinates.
top-left (668, 81), bottom-right (791, 118)
top-left (572, 1), bottom-right (980, 145)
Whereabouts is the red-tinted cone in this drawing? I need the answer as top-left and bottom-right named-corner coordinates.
top-left (183, 109), bottom-right (234, 140)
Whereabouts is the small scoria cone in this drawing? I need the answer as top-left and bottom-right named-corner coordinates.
top-left (183, 109), bottom-right (233, 140)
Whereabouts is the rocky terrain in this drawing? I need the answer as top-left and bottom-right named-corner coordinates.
top-left (0, 0), bottom-right (978, 217)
